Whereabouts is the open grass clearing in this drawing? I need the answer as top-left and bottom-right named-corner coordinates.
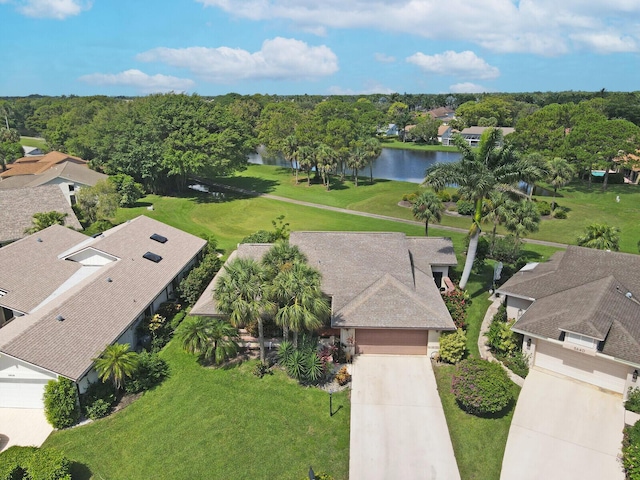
top-left (19, 136), bottom-right (47, 150)
top-left (44, 342), bottom-right (350, 480)
top-left (380, 138), bottom-right (459, 152)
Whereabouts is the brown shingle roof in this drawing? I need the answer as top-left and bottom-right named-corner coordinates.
top-left (1, 151), bottom-right (87, 178)
top-left (0, 185), bottom-right (82, 244)
top-left (0, 215), bottom-right (206, 380)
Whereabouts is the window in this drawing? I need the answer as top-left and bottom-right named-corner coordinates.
top-left (143, 252), bottom-right (162, 263)
top-left (150, 233), bottom-right (167, 244)
top-left (565, 332), bottom-right (598, 349)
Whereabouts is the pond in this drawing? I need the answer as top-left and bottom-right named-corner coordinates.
top-left (249, 147), bottom-right (463, 184)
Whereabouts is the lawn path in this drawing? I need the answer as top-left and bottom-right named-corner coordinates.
top-left (202, 179), bottom-right (569, 249)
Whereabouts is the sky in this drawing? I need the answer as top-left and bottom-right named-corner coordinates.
top-left (1, 0), bottom-right (640, 97)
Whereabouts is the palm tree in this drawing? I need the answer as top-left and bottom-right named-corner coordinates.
top-left (577, 223), bottom-right (621, 251)
top-left (262, 241), bottom-right (307, 280)
top-left (215, 257), bottom-right (274, 362)
top-left (174, 316), bottom-right (239, 364)
top-left (482, 191), bottom-right (509, 255)
top-left (268, 262), bottom-right (329, 348)
top-left (347, 144), bottom-right (368, 187)
top-left (504, 200), bottom-right (541, 254)
top-left (93, 343), bottom-right (139, 390)
top-left (206, 318), bottom-right (240, 365)
top-left (520, 152), bottom-right (547, 200)
top-left (424, 128), bottom-right (536, 289)
top-left (411, 191), bottom-right (444, 236)
top-left (315, 143), bottom-right (338, 191)
top-left (546, 157), bottom-right (575, 210)
top-left (363, 137), bottom-right (382, 184)
top-left (282, 134), bottom-right (299, 181)
top-left (24, 211), bottom-right (68, 234)
top-left (297, 145), bottom-right (315, 186)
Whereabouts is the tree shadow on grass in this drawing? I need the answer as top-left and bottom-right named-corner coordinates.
top-left (69, 462), bottom-right (93, 480)
top-left (207, 176), bottom-right (279, 195)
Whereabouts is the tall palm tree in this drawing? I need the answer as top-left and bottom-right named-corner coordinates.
top-left (424, 129), bottom-right (536, 289)
top-left (546, 157), bottom-right (575, 210)
top-left (297, 145), bottom-right (315, 186)
top-left (207, 318), bottom-right (240, 365)
top-left (282, 134), bottom-right (299, 180)
top-left (215, 257), bottom-right (274, 362)
top-left (482, 190), bottom-right (509, 255)
top-left (577, 223), bottom-right (621, 251)
top-left (262, 241), bottom-right (307, 280)
top-left (411, 191), bottom-right (444, 236)
top-left (520, 152), bottom-right (547, 200)
top-left (315, 143), bottom-right (338, 191)
top-left (347, 144), bottom-right (368, 187)
top-left (504, 200), bottom-right (541, 254)
top-left (268, 262), bottom-right (329, 348)
top-left (363, 137), bottom-right (382, 184)
top-left (93, 343), bottom-right (139, 390)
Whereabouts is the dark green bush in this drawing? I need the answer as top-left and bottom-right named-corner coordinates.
top-left (0, 446), bottom-right (35, 480)
top-left (84, 399), bottom-right (112, 420)
top-left (451, 190), bottom-right (461, 202)
top-left (124, 351), bottom-right (170, 394)
top-left (535, 201), bottom-right (551, 216)
top-left (253, 362), bottom-right (273, 378)
top-left (623, 421), bottom-right (640, 479)
top-left (626, 388), bottom-right (640, 414)
top-left (178, 252), bottom-right (222, 306)
top-left (491, 236), bottom-right (522, 264)
top-left (552, 208), bottom-right (567, 219)
top-left (451, 358), bottom-right (514, 416)
top-left (456, 199), bottom-right (475, 216)
top-left (497, 350), bottom-right (530, 378)
top-left (0, 447), bottom-right (71, 480)
top-left (43, 377), bottom-right (80, 429)
top-left (436, 190), bottom-right (452, 202)
top-left (81, 381), bottom-right (116, 420)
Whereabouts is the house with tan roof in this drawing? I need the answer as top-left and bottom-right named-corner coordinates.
top-left (192, 232), bottom-right (458, 356)
top-left (497, 246), bottom-right (640, 395)
top-left (443, 126), bottom-right (515, 146)
top-left (0, 215), bottom-right (206, 408)
top-left (1, 151), bottom-right (88, 178)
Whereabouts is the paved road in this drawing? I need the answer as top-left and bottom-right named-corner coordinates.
top-left (201, 180), bottom-right (569, 249)
top-left (349, 355), bottom-right (460, 480)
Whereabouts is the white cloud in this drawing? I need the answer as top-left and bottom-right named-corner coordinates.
top-left (196, 0), bottom-right (640, 56)
top-left (328, 81), bottom-right (395, 95)
top-left (407, 50), bottom-right (499, 79)
top-left (449, 82), bottom-right (491, 94)
top-left (12, 0), bottom-right (90, 19)
top-left (137, 37), bottom-right (338, 83)
top-left (374, 53), bottom-right (395, 63)
top-left (570, 33), bottom-right (638, 53)
top-left (78, 70), bottom-right (195, 93)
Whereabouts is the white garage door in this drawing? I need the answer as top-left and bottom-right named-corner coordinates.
top-left (0, 379), bottom-right (50, 408)
top-left (534, 341), bottom-right (628, 393)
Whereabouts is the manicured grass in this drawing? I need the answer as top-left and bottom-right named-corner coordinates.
top-left (380, 138), bottom-right (459, 152)
top-left (44, 342), bottom-right (350, 480)
top-left (434, 364), bottom-right (520, 480)
top-left (19, 136), bottom-right (47, 150)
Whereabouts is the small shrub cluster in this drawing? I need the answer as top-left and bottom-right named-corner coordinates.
top-left (137, 302), bottom-right (184, 352)
top-left (81, 381), bottom-right (116, 420)
top-left (0, 446), bottom-right (71, 480)
top-left (438, 329), bottom-right (467, 364)
top-left (623, 420), bottom-right (640, 479)
top-left (552, 208), bottom-right (567, 219)
top-left (456, 199), bottom-right (475, 216)
top-left (451, 190), bottom-right (461, 202)
top-left (436, 190), bottom-right (451, 202)
top-left (535, 200), bottom-right (551, 216)
top-left (401, 192), bottom-right (418, 202)
top-left (124, 351), bottom-right (169, 394)
top-left (442, 288), bottom-right (468, 330)
top-left (241, 215), bottom-right (290, 243)
top-left (491, 236), bottom-right (524, 265)
top-left (486, 303), bottom-right (529, 378)
top-left (451, 358), bottom-right (514, 416)
top-left (277, 339), bottom-right (330, 385)
top-left (43, 377), bottom-right (80, 429)
top-left (499, 351), bottom-right (530, 379)
top-left (178, 246), bottom-right (222, 306)
top-left (626, 388), bottom-right (640, 414)
top-left (253, 362), bottom-right (273, 378)
top-left (335, 366), bottom-right (351, 386)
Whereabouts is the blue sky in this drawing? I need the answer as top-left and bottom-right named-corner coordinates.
top-left (2, 0), bottom-right (640, 97)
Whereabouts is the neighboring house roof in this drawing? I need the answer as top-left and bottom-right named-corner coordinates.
top-left (497, 246), bottom-right (640, 365)
top-left (0, 215), bottom-right (207, 380)
top-left (22, 146), bottom-right (44, 156)
top-left (0, 161), bottom-right (107, 190)
top-left (0, 185), bottom-right (82, 244)
top-left (428, 107), bottom-right (455, 119)
top-left (459, 126), bottom-right (515, 137)
top-left (192, 232), bottom-right (457, 331)
top-left (437, 125), bottom-right (452, 136)
top-left (1, 151), bottom-right (87, 178)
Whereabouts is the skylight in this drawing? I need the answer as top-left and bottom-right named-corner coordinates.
top-left (143, 252), bottom-right (162, 263)
top-left (150, 233), bottom-right (167, 244)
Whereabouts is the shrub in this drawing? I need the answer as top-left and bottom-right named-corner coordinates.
top-left (626, 388), bottom-right (640, 414)
top-left (335, 366), bottom-right (351, 386)
top-left (499, 350), bottom-right (529, 378)
top-left (491, 236), bottom-right (522, 264)
top-left (552, 208), bottom-right (567, 219)
top-left (535, 201), bottom-right (551, 216)
top-left (253, 362), bottom-right (273, 378)
top-left (456, 199), bottom-right (475, 216)
top-left (286, 350), bottom-right (307, 381)
top-left (277, 340), bottom-right (295, 365)
top-left (623, 421), bottom-right (640, 479)
top-left (451, 190), bottom-right (461, 202)
top-left (436, 190), bottom-right (452, 202)
top-left (438, 329), bottom-right (467, 364)
top-left (26, 448), bottom-right (71, 480)
top-left (178, 252), bottom-right (222, 306)
top-left (306, 352), bottom-right (324, 383)
top-left (124, 351), bottom-right (169, 394)
top-left (451, 358), bottom-right (514, 416)
top-left (487, 319), bottom-right (519, 355)
top-left (84, 398), bottom-right (112, 420)
top-left (0, 446), bottom-right (35, 480)
top-left (442, 288), bottom-right (468, 329)
top-left (43, 377), bottom-right (80, 429)
top-left (81, 381), bottom-right (116, 420)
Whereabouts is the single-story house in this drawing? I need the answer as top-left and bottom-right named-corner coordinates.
top-left (443, 126), bottom-right (515, 146)
top-left (0, 215), bottom-right (206, 408)
top-left (0, 151), bottom-right (88, 179)
top-left (497, 246), bottom-right (640, 395)
top-left (0, 185), bottom-right (82, 246)
top-left (192, 232), bottom-right (458, 356)
top-left (0, 161), bottom-right (108, 205)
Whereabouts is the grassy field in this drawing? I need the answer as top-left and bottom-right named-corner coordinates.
top-left (211, 164), bottom-right (640, 253)
top-left (44, 342), bottom-right (350, 480)
top-left (380, 138), bottom-right (459, 152)
top-left (19, 136), bottom-right (47, 150)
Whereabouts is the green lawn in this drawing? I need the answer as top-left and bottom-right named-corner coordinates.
top-left (44, 342), bottom-right (350, 480)
top-left (380, 138), bottom-right (459, 152)
top-left (19, 136), bottom-right (47, 150)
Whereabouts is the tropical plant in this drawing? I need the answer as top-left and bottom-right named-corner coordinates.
top-left (282, 134), bottom-right (299, 180)
top-left (124, 351), bottom-right (170, 393)
top-left (262, 240), bottom-right (307, 280)
top-left (24, 211), bottom-right (67, 234)
top-left (503, 199), bottom-right (540, 254)
top-left (424, 128), bottom-right (540, 289)
top-left (93, 343), bottom-right (139, 390)
top-left (215, 257), bottom-right (274, 363)
top-left (315, 143), bottom-right (338, 190)
top-left (412, 191), bottom-right (444, 236)
top-left (277, 339), bottom-right (295, 365)
top-left (577, 223), bottom-right (621, 251)
top-left (438, 329), bottom-right (467, 364)
top-left (363, 136), bottom-right (382, 184)
top-left (482, 191), bottom-right (509, 255)
top-left (178, 251), bottom-right (222, 306)
top-left (347, 144), bottom-right (368, 187)
top-left (451, 358), bottom-right (514, 416)
top-left (546, 157), bottom-right (575, 210)
top-left (175, 316), bottom-right (239, 365)
top-left (43, 377), bottom-right (80, 429)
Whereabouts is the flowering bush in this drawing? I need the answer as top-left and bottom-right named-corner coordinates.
top-left (451, 358), bottom-right (513, 416)
top-left (442, 288), bottom-right (468, 329)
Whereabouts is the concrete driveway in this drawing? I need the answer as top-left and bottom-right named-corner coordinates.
top-left (501, 368), bottom-right (625, 480)
top-left (0, 408), bottom-right (53, 452)
top-left (349, 355), bottom-right (460, 480)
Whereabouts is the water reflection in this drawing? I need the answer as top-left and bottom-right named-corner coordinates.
top-left (248, 147), bottom-right (462, 184)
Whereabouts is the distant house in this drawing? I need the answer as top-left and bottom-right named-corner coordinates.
top-left (438, 125), bottom-right (453, 144)
top-left (0, 185), bottom-right (82, 246)
top-left (0, 151), bottom-right (88, 179)
top-left (192, 232), bottom-right (458, 356)
top-left (0, 216), bottom-right (206, 408)
top-left (497, 246), bottom-right (640, 395)
top-left (427, 107), bottom-right (456, 123)
top-left (22, 146), bottom-right (45, 157)
top-left (443, 126), bottom-right (515, 147)
top-left (379, 124), bottom-right (399, 136)
top-left (0, 161), bottom-right (108, 205)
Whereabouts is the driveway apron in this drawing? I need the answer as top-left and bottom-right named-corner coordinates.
top-left (349, 355), bottom-right (460, 480)
top-left (501, 368), bottom-right (625, 480)
top-left (0, 408), bottom-right (53, 451)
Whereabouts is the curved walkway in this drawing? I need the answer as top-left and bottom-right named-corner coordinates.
top-left (201, 180), bottom-right (568, 249)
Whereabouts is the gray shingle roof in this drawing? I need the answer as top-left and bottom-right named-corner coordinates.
top-left (192, 232), bottom-right (457, 331)
top-left (498, 246), bottom-right (640, 365)
top-left (0, 185), bottom-right (82, 243)
top-left (0, 215), bottom-right (206, 380)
